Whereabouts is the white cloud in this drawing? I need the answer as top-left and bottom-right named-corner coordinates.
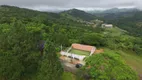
top-left (0, 0), bottom-right (141, 11)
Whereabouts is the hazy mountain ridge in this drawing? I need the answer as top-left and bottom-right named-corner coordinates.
top-left (87, 8), bottom-right (139, 14)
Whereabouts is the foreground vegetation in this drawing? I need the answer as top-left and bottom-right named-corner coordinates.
top-left (84, 52), bottom-right (138, 80)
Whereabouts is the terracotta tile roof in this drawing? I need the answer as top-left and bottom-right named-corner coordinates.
top-left (72, 43), bottom-right (95, 52)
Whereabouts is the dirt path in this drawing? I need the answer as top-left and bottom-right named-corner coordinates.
top-left (94, 49), bottom-right (104, 54)
top-left (139, 75), bottom-right (142, 80)
top-left (60, 59), bottom-right (78, 74)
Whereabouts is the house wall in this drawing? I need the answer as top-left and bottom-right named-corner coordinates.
top-left (90, 47), bottom-right (96, 56)
top-left (60, 51), bottom-right (86, 61)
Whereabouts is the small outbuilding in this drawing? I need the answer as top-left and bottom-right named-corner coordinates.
top-left (102, 24), bottom-right (113, 28)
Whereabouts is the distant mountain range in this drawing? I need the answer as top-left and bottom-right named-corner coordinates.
top-left (87, 8), bottom-right (139, 14)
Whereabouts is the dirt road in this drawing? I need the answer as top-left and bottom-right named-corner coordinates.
top-left (60, 59), bottom-right (78, 74)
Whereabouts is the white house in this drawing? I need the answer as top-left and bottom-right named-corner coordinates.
top-left (60, 43), bottom-right (96, 61)
top-left (102, 24), bottom-right (113, 28)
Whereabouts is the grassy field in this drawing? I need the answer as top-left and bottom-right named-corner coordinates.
top-left (62, 72), bottom-right (76, 80)
top-left (69, 49), bottom-right (90, 56)
top-left (104, 27), bottom-right (127, 36)
top-left (104, 48), bottom-right (142, 77)
top-left (119, 50), bottom-right (142, 76)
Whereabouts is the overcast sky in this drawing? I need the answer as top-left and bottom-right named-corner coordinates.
top-left (0, 0), bottom-right (141, 11)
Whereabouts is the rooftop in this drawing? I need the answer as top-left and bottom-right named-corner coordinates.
top-left (72, 43), bottom-right (95, 52)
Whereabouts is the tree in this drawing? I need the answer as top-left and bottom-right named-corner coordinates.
top-left (0, 53), bottom-right (24, 80)
top-left (133, 38), bottom-right (142, 55)
top-left (81, 33), bottom-right (106, 47)
top-left (0, 21), bottom-right (41, 79)
top-left (52, 33), bottom-right (70, 51)
top-left (37, 41), bottom-right (63, 80)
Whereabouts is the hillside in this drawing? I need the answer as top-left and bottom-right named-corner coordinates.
top-left (0, 5), bottom-right (92, 29)
top-left (60, 9), bottom-right (96, 21)
top-left (93, 10), bottom-right (142, 36)
top-left (0, 5), bottom-right (141, 80)
top-left (0, 5), bottom-right (61, 24)
top-left (60, 8), bottom-right (142, 37)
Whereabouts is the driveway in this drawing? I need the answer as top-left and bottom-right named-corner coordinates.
top-left (60, 59), bottom-right (78, 74)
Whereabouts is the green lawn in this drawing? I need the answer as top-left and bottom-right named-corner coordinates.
top-left (62, 72), bottom-right (76, 80)
top-left (120, 50), bottom-right (142, 76)
top-left (105, 27), bottom-right (127, 36)
top-left (69, 49), bottom-right (90, 56)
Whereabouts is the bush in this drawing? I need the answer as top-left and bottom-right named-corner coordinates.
top-left (83, 52), bottom-right (138, 80)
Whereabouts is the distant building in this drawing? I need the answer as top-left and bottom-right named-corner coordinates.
top-left (77, 20), bottom-right (94, 25)
top-left (102, 24), bottom-right (113, 28)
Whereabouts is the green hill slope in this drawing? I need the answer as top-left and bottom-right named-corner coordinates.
top-left (60, 9), bottom-right (96, 21)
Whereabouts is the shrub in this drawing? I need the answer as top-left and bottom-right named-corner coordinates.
top-left (83, 52), bottom-right (138, 80)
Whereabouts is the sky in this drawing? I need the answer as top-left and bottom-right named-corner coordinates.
top-left (0, 0), bottom-right (141, 11)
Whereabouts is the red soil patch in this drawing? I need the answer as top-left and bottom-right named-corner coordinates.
top-left (139, 75), bottom-right (142, 80)
top-left (60, 56), bottom-right (66, 60)
top-left (71, 60), bottom-right (80, 64)
top-left (94, 49), bottom-right (104, 54)
top-left (87, 65), bottom-right (91, 69)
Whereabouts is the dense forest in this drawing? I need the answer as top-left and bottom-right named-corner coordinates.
top-left (0, 5), bottom-right (142, 80)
